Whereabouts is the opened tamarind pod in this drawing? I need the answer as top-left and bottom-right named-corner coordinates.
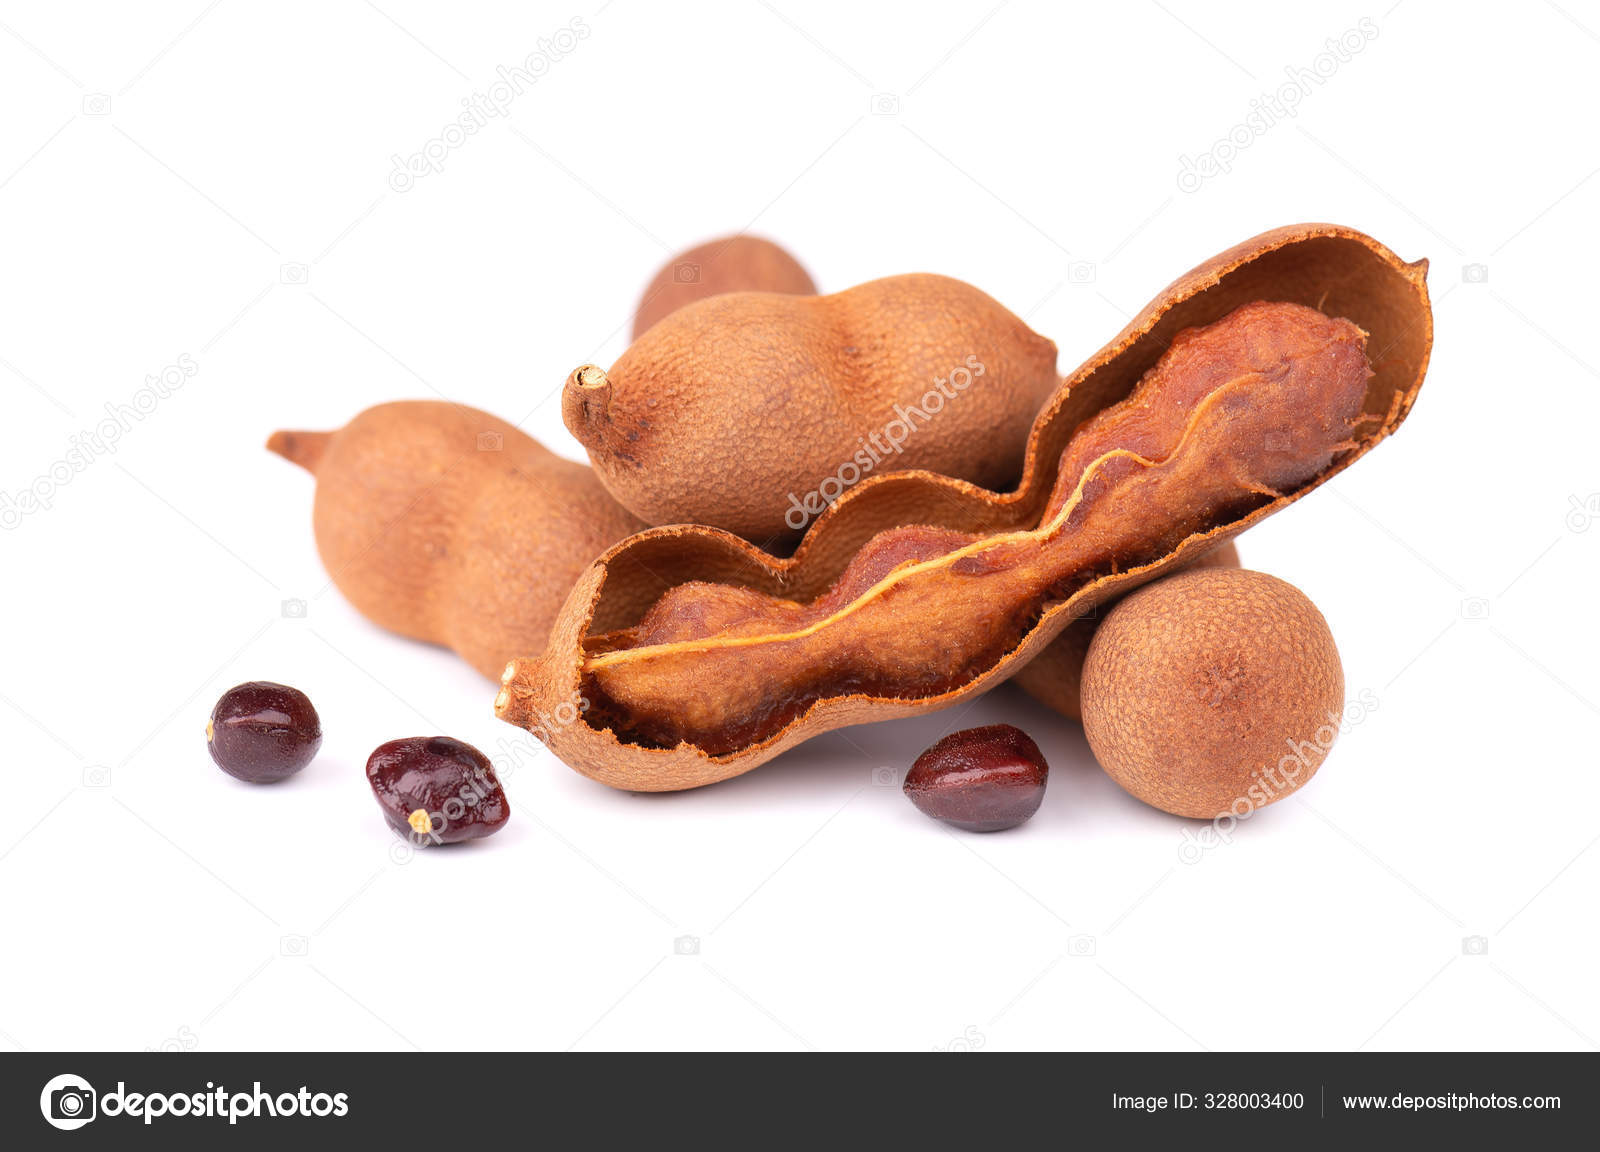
top-left (500, 224), bottom-right (1431, 790)
top-left (570, 300), bottom-right (1366, 750)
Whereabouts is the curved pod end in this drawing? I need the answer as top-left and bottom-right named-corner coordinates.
top-left (266, 429), bottom-right (331, 474)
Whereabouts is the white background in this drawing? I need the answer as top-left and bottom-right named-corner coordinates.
top-left (2, 0), bottom-right (1596, 1053)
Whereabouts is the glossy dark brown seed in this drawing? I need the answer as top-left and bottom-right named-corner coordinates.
top-left (903, 724), bottom-right (1049, 832)
top-left (365, 736), bottom-right (509, 846)
top-left (206, 681), bottom-right (322, 783)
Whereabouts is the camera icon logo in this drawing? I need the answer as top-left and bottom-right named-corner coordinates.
top-left (1263, 430), bottom-right (1294, 453)
top-left (82, 765), bottom-right (112, 789)
top-left (1067, 934), bottom-right (1097, 957)
top-left (870, 93), bottom-right (900, 115)
top-left (1066, 260), bottom-right (1097, 284)
top-left (1462, 935), bottom-right (1489, 956)
top-left (935, 1025), bottom-right (986, 1052)
top-left (40, 1073), bottom-right (96, 1130)
top-left (1176, 825), bottom-right (1219, 865)
top-left (281, 598), bottom-right (308, 619)
top-left (1459, 597), bottom-right (1490, 620)
top-left (673, 262), bottom-right (701, 285)
top-left (280, 934), bottom-right (309, 957)
top-left (149, 1024), bottom-right (198, 1053)
top-left (1567, 494), bottom-right (1599, 533)
top-left (869, 765), bottom-right (898, 787)
top-left (279, 262), bottom-right (310, 285)
top-left (674, 934), bottom-right (700, 955)
top-left (82, 93), bottom-right (112, 116)
top-left (1461, 263), bottom-right (1489, 284)
top-left (477, 431), bottom-right (503, 451)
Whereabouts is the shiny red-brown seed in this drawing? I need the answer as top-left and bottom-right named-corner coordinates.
top-left (206, 681), bottom-right (322, 783)
top-left (365, 736), bottom-right (509, 846)
top-left (903, 724), bottom-right (1049, 832)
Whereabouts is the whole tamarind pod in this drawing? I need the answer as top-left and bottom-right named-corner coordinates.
top-left (563, 274), bottom-right (1059, 544)
top-left (500, 224), bottom-right (1432, 791)
top-left (268, 402), bottom-right (646, 680)
top-left (632, 234), bottom-right (816, 340)
top-left (1011, 538), bottom-right (1240, 721)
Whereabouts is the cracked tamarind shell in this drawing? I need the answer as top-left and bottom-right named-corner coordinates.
top-left (1080, 569), bottom-right (1344, 819)
top-left (500, 223), bottom-right (1431, 791)
top-left (563, 273), bottom-right (1060, 544)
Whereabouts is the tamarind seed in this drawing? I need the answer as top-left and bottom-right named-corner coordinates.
top-left (206, 682), bottom-right (322, 784)
top-left (365, 736), bottom-right (509, 846)
top-left (903, 725), bottom-right (1049, 832)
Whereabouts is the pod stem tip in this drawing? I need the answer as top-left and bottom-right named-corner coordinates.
top-left (266, 429), bottom-right (330, 473)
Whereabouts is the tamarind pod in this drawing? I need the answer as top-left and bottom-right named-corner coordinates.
top-left (565, 273), bottom-right (1059, 544)
top-left (632, 234), bottom-right (816, 340)
top-left (498, 224), bottom-right (1432, 790)
top-left (270, 401), bottom-right (646, 681)
top-left (573, 301), bottom-right (1368, 751)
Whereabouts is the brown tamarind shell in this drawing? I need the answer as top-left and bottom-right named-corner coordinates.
top-left (498, 223), bottom-right (1432, 791)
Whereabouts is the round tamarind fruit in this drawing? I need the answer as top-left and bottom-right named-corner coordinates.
top-left (632, 234), bottom-right (816, 340)
top-left (268, 401), bottom-right (646, 681)
top-left (1080, 568), bottom-right (1344, 820)
top-left (564, 274), bottom-right (1059, 545)
top-left (1012, 539), bottom-right (1240, 721)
